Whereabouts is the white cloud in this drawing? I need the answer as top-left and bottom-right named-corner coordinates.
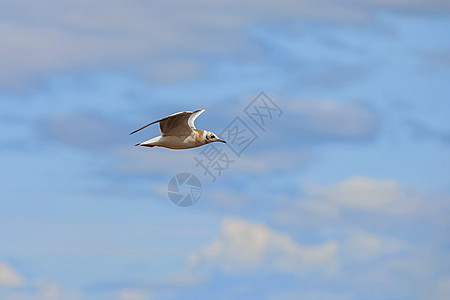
top-left (274, 176), bottom-right (422, 229)
top-left (188, 218), bottom-right (338, 275)
top-left (37, 282), bottom-right (78, 300)
top-left (0, 0), bottom-right (447, 88)
top-left (113, 145), bottom-right (199, 175)
top-left (0, 279), bottom-right (79, 300)
top-left (143, 59), bottom-right (203, 84)
top-left (270, 175), bottom-right (449, 298)
top-left (118, 289), bottom-right (152, 300)
top-left (275, 177), bottom-right (450, 232)
top-left (169, 216), bottom-right (408, 296)
top-left (341, 229), bottom-right (404, 261)
top-left (41, 111), bottom-right (127, 150)
top-left (216, 147), bottom-right (312, 174)
top-left (304, 176), bottom-right (420, 214)
top-left (433, 276), bottom-right (450, 300)
top-left (283, 99), bottom-right (378, 142)
top-left (0, 0), bottom-right (343, 88)
top-left (269, 290), bottom-right (352, 300)
top-left (359, 0), bottom-right (450, 11)
top-left (0, 261), bottom-right (24, 286)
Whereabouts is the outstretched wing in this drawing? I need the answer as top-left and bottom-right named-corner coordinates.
top-left (130, 109), bottom-right (205, 136)
top-left (187, 109), bottom-right (205, 129)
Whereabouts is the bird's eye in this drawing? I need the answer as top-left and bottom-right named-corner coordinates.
top-left (211, 135), bottom-right (215, 139)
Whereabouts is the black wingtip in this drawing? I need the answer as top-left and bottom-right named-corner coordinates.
top-left (134, 143), bottom-right (140, 146)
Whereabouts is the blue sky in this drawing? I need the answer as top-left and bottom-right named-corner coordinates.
top-left (0, 1), bottom-right (449, 299)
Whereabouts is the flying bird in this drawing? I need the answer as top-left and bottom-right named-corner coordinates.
top-left (130, 109), bottom-right (226, 149)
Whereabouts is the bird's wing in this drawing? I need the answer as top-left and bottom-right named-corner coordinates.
top-left (130, 109), bottom-right (205, 136)
top-left (159, 109), bottom-right (205, 136)
top-left (187, 109), bottom-right (205, 129)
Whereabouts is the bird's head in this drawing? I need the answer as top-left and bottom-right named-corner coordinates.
top-left (205, 131), bottom-right (226, 144)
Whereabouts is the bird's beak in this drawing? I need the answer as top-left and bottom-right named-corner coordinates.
top-left (218, 139), bottom-right (226, 143)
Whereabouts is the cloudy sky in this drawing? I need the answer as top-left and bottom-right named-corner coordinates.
top-left (1, 1), bottom-right (449, 299)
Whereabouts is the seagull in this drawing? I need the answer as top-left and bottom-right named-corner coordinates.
top-left (130, 109), bottom-right (226, 149)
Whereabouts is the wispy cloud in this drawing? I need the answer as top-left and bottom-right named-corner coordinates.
top-left (40, 111), bottom-right (129, 151)
top-left (407, 119), bottom-right (450, 145)
top-left (118, 288), bottom-right (153, 300)
top-left (148, 216), bottom-right (419, 299)
top-left (274, 176), bottom-right (443, 230)
top-left (0, 261), bottom-right (24, 286)
top-left (1, 0), bottom-right (448, 89)
top-left (434, 277), bottom-right (450, 300)
top-left (0, 266), bottom-right (81, 300)
top-left (186, 218), bottom-right (338, 276)
top-left (306, 176), bottom-right (418, 213)
top-left (265, 98), bottom-right (379, 145)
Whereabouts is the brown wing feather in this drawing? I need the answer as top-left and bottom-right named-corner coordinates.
top-left (130, 111), bottom-right (194, 136)
top-left (130, 110), bottom-right (204, 136)
top-left (129, 119), bottom-right (159, 135)
top-left (159, 113), bottom-right (192, 136)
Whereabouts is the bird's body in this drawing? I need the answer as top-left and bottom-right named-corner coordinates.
top-left (131, 110), bottom-right (225, 150)
top-left (137, 129), bottom-right (207, 149)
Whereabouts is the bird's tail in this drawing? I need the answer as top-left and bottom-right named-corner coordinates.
top-left (135, 142), bottom-right (155, 147)
top-left (135, 137), bottom-right (158, 147)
